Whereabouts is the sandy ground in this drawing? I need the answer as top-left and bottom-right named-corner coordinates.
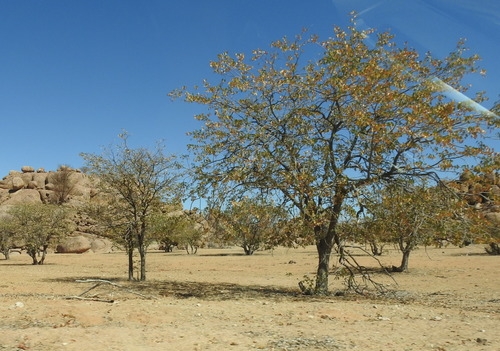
top-left (0, 244), bottom-right (498, 351)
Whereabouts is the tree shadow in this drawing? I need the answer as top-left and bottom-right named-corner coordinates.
top-left (45, 276), bottom-right (123, 283)
top-left (45, 276), bottom-right (301, 301)
top-left (449, 252), bottom-right (490, 257)
top-left (0, 262), bottom-right (57, 266)
top-left (138, 280), bottom-right (301, 301)
top-left (198, 252), bottom-right (248, 257)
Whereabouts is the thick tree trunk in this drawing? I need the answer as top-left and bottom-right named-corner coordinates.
top-left (139, 246), bottom-right (146, 281)
top-left (393, 249), bottom-right (411, 272)
top-left (315, 237), bottom-right (333, 294)
top-left (313, 188), bottom-right (346, 295)
top-left (243, 245), bottom-right (254, 255)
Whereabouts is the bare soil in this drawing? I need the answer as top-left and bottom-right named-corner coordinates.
top-left (0, 244), bottom-right (498, 351)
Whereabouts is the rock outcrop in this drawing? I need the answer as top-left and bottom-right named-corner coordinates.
top-left (449, 170), bottom-right (500, 226)
top-left (0, 166), bottom-right (94, 206)
top-left (0, 166), bottom-right (113, 253)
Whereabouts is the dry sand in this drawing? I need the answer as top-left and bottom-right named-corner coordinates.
top-left (0, 244), bottom-right (498, 350)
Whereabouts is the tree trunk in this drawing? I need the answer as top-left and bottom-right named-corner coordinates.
top-left (393, 249), bottom-right (411, 272)
top-left (39, 246), bottom-right (48, 265)
top-left (2, 249), bottom-right (10, 260)
top-left (369, 240), bottom-right (384, 256)
top-left (138, 233), bottom-right (146, 281)
top-left (243, 245), bottom-right (254, 255)
top-left (127, 247), bottom-right (134, 281)
top-left (27, 248), bottom-right (39, 265)
top-left (315, 236), bottom-right (333, 294)
top-left (137, 223), bottom-right (147, 281)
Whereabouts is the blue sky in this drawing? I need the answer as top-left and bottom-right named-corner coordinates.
top-left (1, 0), bottom-right (498, 177)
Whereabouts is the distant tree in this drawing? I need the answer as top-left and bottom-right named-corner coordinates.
top-left (361, 181), bottom-right (476, 272)
top-left (150, 207), bottom-right (190, 253)
top-left (0, 218), bottom-right (14, 259)
top-left (6, 204), bottom-right (73, 265)
top-left (175, 216), bottom-right (204, 254)
top-left (81, 132), bottom-right (184, 281)
top-left (153, 207), bottom-right (209, 254)
top-left (172, 19), bottom-right (497, 293)
top-left (214, 196), bottom-right (289, 255)
top-left (338, 220), bottom-right (386, 256)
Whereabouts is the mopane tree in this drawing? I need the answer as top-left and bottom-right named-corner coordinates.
top-left (173, 20), bottom-right (497, 294)
top-left (215, 196), bottom-right (289, 255)
top-left (150, 204), bottom-right (185, 252)
top-left (81, 133), bottom-right (184, 281)
top-left (7, 204), bottom-right (73, 265)
top-left (150, 209), bottom-right (201, 254)
top-left (174, 217), bottom-right (204, 254)
top-left (360, 181), bottom-right (475, 272)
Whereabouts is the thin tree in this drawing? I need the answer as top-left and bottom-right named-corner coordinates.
top-left (172, 19), bottom-right (497, 293)
top-left (81, 132), bottom-right (184, 281)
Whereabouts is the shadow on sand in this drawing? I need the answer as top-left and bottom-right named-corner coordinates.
top-left (44, 276), bottom-right (303, 301)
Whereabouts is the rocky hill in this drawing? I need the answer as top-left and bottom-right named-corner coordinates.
top-left (0, 166), bottom-right (112, 253)
top-left (0, 166), bottom-right (95, 206)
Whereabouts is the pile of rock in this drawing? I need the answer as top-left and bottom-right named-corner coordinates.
top-left (0, 166), bottom-right (113, 253)
top-left (0, 166), bottom-right (96, 206)
top-left (454, 171), bottom-right (500, 225)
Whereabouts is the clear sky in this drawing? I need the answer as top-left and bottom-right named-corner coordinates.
top-left (1, 0), bottom-right (498, 177)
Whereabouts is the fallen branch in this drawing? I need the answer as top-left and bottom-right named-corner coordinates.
top-left (65, 296), bottom-right (115, 303)
top-left (67, 279), bottom-right (157, 301)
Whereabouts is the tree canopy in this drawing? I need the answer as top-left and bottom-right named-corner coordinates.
top-left (172, 20), bottom-right (498, 294)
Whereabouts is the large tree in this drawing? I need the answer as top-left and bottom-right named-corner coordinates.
top-left (173, 21), bottom-right (498, 293)
top-left (81, 133), bottom-right (184, 281)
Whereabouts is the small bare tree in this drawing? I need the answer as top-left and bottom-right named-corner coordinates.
top-left (81, 132), bottom-right (184, 281)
